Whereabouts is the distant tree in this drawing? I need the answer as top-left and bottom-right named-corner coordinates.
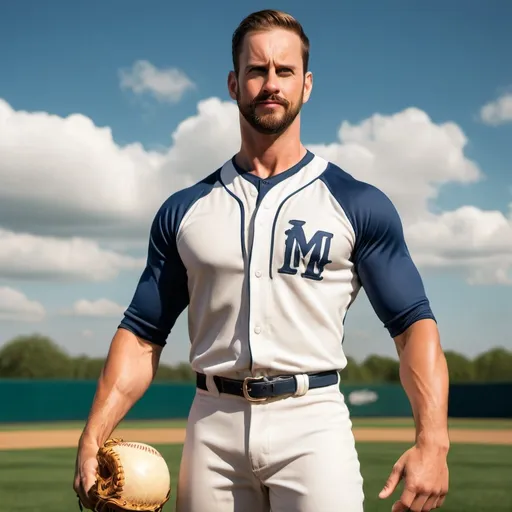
top-left (72, 356), bottom-right (106, 379)
top-left (361, 355), bottom-right (400, 383)
top-left (154, 363), bottom-right (179, 381)
top-left (1, 332), bottom-right (510, 384)
top-left (340, 356), bottom-right (372, 383)
top-left (171, 362), bottom-right (195, 381)
top-left (0, 334), bottom-right (73, 378)
top-left (473, 347), bottom-right (512, 382)
top-left (155, 362), bottom-right (195, 382)
top-left (444, 350), bottom-right (475, 382)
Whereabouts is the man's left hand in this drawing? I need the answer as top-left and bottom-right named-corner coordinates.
top-left (378, 443), bottom-right (449, 511)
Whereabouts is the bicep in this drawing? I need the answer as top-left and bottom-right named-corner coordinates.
top-left (354, 194), bottom-right (435, 338)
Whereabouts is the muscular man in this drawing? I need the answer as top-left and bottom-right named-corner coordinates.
top-left (74, 9), bottom-right (450, 512)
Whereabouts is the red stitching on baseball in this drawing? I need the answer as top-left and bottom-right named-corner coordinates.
top-left (117, 442), bottom-right (161, 457)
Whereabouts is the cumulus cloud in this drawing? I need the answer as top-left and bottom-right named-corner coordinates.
top-left (0, 287), bottom-right (45, 322)
top-left (68, 299), bottom-right (126, 317)
top-left (0, 98), bottom-right (166, 239)
top-left (0, 97), bottom-right (237, 240)
top-left (0, 228), bottom-right (143, 281)
top-left (119, 60), bottom-right (195, 104)
top-left (308, 108), bottom-right (512, 284)
top-left (405, 206), bottom-right (512, 285)
top-left (480, 92), bottom-right (512, 125)
top-left (0, 95), bottom-right (509, 285)
top-left (308, 107), bottom-right (482, 223)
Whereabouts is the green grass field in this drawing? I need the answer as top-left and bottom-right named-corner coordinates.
top-left (1, 417), bottom-right (511, 431)
top-left (1, 418), bottom-right (511, 510)
top-left (1, 442), bottom-right (511, 511)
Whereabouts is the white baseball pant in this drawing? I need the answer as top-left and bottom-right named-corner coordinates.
top-left (175, 374), bottom-right (365, 512)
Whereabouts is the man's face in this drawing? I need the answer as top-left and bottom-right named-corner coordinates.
top-left (229, 28), bottom-right (312, 135)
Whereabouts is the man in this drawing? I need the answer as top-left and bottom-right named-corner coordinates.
top-left (74, 9), bottom-right (450, 512)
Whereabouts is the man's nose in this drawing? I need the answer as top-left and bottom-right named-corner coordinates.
top-left (263, 70), bottom-right (280, 94)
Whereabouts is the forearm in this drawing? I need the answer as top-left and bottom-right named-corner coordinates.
top-left (80, 328), bottom-right (162, 447)
top-left (395, 319), bottom-right (450, 451)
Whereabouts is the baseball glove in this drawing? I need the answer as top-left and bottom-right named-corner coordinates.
top-left (87, 438), bottom-right (171, 512)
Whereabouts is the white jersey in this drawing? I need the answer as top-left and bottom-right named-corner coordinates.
top-left (119, 150), bottom-right (435, 379)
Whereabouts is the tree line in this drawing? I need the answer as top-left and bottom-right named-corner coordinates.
top-left (0, 334), bottom-right (511, 383)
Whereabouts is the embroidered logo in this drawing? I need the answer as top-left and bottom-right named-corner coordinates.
top-left (277, 220), bottom-right (333, 281)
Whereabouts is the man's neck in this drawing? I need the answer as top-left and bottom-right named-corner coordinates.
top-left (235, 123), bottom-right (307, 179)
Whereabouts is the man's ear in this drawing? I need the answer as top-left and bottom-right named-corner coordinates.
top-left (302, 71), bottom-right (313, 104)
top-left (227, 70), bottom-right (238, 101)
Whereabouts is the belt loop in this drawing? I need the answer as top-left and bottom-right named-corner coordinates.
top-left (293, 374), bottom-right (310, 397)
top-left (206, 374), bottom-right (220, 397)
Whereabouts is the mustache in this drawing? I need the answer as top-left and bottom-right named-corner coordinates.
top-left (253, 94), bottom-right (289, 107)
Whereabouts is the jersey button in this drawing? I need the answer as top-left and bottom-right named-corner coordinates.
top-left (254, 326), bottom-right (261, 334)
top-left (255, 270), bottom-right (262, 277)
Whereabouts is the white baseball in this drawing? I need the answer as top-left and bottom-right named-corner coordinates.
top-left (110, 441), bottom-right (171, 507)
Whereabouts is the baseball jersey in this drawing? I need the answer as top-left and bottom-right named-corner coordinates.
top-left (119, 150), bottom-right (435, 379)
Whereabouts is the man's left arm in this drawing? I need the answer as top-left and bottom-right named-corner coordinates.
top-left (380, 319), bottom-right (450, 511)
top-left (393, 318), bottom-right (450, 452)
top-left (353, 186), bottom-right (450, 512)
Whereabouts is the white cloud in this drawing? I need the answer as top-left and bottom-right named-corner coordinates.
top-left (0, 95), bottom-right (509, 285)
top-left (0, 98), bottom-right (166, 239)
top-left (69, 299), bottom-right (126, 317)
top-left (405, 206), bottom-right (512, 285)
top-left (0, 287), bottom-right (45, 322)
top-left (480, 92), bottom-right (512, 125)
top-left (0, 97), bottom-right (236, 240)
top-left (307, 108), bottom-right (512, 284)
top-left (82, 329), bottom-right (94, 338)
top-left (308, 107), bottom-right (482, 223)
top-left (119, 60), bottom-right (195, 104)
top-left (0, 228), bottom-right (143, 281)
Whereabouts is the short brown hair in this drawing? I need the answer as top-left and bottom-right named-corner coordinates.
top-left (231, 9), bottom-right (310, 75)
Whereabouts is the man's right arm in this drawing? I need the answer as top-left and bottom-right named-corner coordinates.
top-left (79, 327), bottom-right (162, 449)
top-left (74, 197), bottom-right (190, 509)
top-left (74, 328), bottom-right (164, 509)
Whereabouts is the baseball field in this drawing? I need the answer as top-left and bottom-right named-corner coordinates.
top-left (1, 417), bottom-right (511, 511)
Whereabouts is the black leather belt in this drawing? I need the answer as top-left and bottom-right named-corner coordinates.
top-left (196, 370), bottom-right (338, 402)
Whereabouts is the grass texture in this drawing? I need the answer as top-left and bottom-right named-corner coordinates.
top-left (1, 442), bottom-right (511, 511)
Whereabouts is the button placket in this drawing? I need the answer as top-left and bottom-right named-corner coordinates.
top-left (249, 196), bottom-right (274, 348)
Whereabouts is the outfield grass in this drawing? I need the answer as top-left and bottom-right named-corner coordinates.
top-left (1, 417), bottom-right (511, 431)
top-left (351, 417), bottom-right (512, 430)
top-left (1, 442), bottom-right (511, 511)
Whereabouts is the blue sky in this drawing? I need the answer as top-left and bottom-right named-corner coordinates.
top-left (0, 0), bottom-right (511, 366)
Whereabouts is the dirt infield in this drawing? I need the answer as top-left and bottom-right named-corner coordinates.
top-left (0, 428), bottom-right (186, 450)
top-left (1, 426), bottom-right (511, 450)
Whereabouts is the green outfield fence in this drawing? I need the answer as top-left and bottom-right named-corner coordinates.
top-left (0, 380), bottom-right (511, 423)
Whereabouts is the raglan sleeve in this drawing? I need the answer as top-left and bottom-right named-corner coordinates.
top-left (352, 186), bottom-right (436, 338)
top-left (118, 199), bottom-right (189, 346)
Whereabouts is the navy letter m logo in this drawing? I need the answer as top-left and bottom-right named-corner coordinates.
top-left (277, 220), bottom-right (333, 281)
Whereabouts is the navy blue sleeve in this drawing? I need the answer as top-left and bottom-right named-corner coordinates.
top-left (118, 171), bottom-right (220, 345)
top-left (118, 199), bottom-right (189, 346)
top-left (351, 186), bottom-right (436, 337)
top-left (320, 164), bottom-right (436, 338)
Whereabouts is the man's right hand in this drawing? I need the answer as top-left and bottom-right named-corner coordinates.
top-left (73, 437), bottom-right (100, 510)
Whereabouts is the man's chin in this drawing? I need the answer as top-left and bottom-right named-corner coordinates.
top-left (252, 121), bottom-right (288, 135)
